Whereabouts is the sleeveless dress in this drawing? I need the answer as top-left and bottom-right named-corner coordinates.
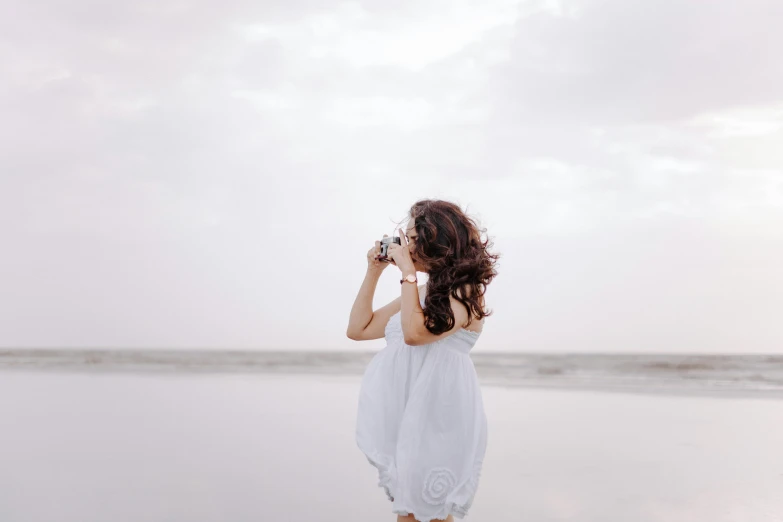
top-left (356, 285), bottom-right (488, 522)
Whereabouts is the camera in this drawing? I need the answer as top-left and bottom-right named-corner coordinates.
top-left (379, 236), bottom-right (401, 262)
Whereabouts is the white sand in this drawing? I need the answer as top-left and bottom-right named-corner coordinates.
top-left (0, 372), bottom-right (781, 522)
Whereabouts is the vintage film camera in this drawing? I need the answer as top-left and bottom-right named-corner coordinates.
top-left (378, 236), bottom-right (401, 262)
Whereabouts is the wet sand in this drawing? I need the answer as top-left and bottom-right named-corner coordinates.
top-left (0, 372), bottom-right (781, 521)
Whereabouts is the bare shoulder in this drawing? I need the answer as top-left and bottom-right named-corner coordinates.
top-left (453, 284), bottom-right (486, 332)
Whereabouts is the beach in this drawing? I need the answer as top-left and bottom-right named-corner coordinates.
top-left (0, 370), bottom-right (781, 522)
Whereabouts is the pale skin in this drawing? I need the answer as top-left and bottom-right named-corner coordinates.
top-left (346, 222), bottom-right (482, 522)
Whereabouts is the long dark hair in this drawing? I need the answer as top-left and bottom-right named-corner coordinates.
top-left (399, 199), bottom-right (500, 336)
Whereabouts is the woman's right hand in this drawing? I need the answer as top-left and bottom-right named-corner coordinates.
top-left (367, 234), bottom-right (395, 272)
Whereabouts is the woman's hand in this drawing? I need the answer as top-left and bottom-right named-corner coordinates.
top-left (387, 228), bottom-right (416, 275)
top-left (367, 234), bottom-right (393, 273)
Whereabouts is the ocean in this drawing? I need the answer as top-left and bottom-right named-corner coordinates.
top-left (2, 349), bottom-right (783, 397)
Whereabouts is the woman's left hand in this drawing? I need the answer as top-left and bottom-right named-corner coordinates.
top-left (387, 227), bottom-right (416, 275)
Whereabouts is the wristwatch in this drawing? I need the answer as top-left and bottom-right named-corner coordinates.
top-left (400, 273), bottom-right (418, 285)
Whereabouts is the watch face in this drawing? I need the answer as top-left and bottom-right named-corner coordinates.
top-left (406, 274), bottom-right (417, 282)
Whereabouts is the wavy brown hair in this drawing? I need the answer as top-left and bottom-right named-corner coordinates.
top-left (397, 199), bottom-right (500, 336)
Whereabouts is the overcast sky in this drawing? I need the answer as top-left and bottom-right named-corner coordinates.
top-left (1, 0), bottom-right (781, 352)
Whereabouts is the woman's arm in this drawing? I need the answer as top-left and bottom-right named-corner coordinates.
top-left (346, 268), bottom-right (383, 338)
top-left (399, 270), bottom-right (424, 344)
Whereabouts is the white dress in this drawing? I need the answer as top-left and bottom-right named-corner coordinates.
top-left (356, 285), bottom-right (488, 522)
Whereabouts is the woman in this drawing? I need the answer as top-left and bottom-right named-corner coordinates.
top-left (346, 199), bottom-right (500, 522)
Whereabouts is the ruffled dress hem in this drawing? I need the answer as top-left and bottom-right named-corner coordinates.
top-left (364, 450), bottom-right (481, 522)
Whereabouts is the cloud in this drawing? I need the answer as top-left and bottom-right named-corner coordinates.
top-left (0, 0), bottom-right (781, 349)
top-left (488, 0), bottom-right (783, 124)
